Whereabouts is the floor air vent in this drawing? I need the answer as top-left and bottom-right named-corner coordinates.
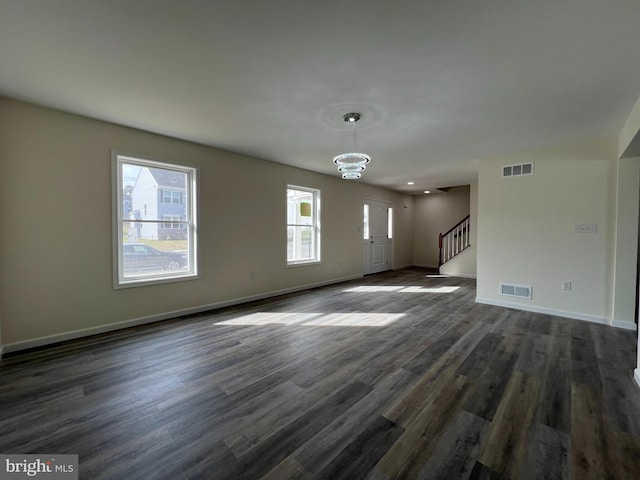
top-left (502, 162), bottom-right (533, 177)
top-left (500, 283), bottom-right (532, 299)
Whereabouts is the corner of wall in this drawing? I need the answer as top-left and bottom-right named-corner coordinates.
top-left (619, 93), bottom-right (640, 158)
top-left (611, 157), bottom-right (640, 326)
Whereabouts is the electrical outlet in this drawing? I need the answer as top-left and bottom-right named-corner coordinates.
top-left (562, 280), bottom-right (572, 291)
top-left (573, 224), bottom-right (597, 234)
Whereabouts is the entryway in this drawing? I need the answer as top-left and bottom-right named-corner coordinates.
top-left (363, 198), bottom-right (393, 275)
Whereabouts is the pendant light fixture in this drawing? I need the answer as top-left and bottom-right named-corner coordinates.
top-left (333, 112), bottom-right (370, 180)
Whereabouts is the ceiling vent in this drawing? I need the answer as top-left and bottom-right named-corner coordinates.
top-left (500, 283), bottom-right (532, 299)
top-left (502, 162), bottom-right (533, 177)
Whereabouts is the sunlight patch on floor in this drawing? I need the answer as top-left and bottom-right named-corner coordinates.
top-left (401, 286), bottom-right (460, 293)
top-left (214, 312), bottom-right (406, 327)
top-left (344, 285), bottom-right (460, 294)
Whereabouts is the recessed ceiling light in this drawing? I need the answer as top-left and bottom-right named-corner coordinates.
top-left (424, 190), bottom-right (430, 194)
top-left (407, 181), bottom-right (414, 185)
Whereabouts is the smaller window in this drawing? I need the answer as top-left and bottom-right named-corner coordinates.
top-left (287, 185), bottom-right (321, 265)
top-left (363, 204), bottom-right (370, 239)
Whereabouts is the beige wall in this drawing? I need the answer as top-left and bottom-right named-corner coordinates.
top-left (413, 185), bottom-right (471, 268)
top-left (0, 97), bottom-right (414, 349)
top-left (477, 137), bottom-right (617, 323)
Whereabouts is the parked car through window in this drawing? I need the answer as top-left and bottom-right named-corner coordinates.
top-left (122, 243), bottom-right (188, 273)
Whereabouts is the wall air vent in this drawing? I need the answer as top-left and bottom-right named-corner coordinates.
top-left (502, 162), bottom-right (534, 177)
top-left (500, 283), bottom-right (532, 299)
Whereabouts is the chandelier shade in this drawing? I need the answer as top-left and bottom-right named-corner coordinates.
top-left (333, 113), bottom-right (370, 180)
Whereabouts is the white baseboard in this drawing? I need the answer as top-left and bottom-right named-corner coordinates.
top-left (612, 320), bottom-right (638, 331)
top-left (635, 369), bottom-right (640, 389)
top-left (475, 296), bottom-right (610, 326)
top-left (2, 273), bottom-right (363, 355)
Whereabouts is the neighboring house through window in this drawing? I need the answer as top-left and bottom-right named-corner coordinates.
top-left (163, 215), bottom-right (184, 230)
top-left (113, 152), bottom-right (198, 287)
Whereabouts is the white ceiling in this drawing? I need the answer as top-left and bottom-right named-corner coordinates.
top-left (1, 0), bottom-right (640, 193)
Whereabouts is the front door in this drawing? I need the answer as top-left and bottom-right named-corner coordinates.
top-left (363, 199), bottom-right (392, 275)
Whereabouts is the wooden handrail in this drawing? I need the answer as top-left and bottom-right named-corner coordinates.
top-left (441, 215), bottom-right (470, 238)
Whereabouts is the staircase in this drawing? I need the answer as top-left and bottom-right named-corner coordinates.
top-left (439, 215), bottom-right (470, 267)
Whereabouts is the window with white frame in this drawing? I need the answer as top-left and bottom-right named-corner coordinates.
top-left (287, 185), bottom-right (320, 265)
top-left (113, 152), bottom-right (197, 287)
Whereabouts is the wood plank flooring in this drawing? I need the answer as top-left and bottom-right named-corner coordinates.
top-left (1, 268), bottom-right (639, 479)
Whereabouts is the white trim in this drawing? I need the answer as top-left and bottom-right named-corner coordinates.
top-left (611, 320), bottom-right (638, 331)
top-left (475, 296), bottom-right (610, 325)
top-left (412, 263), bottom-right (440, 269)
top-left (285, 260), bottom-right (322, 268)
top-left (1, 273), bottom-right (363, 355)
top-left (634, 369), bottom-right (640, 389)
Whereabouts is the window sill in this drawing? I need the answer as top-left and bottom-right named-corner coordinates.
top-left (114, 272), bottom-right (199, 289)
top-left (286, 260), bottom-right (321, 268)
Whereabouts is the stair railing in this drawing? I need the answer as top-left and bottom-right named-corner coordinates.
top-left (438, 215), bottom-right (470, 266)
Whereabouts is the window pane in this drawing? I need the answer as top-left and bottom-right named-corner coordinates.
top-left (122, 223), bottom-right (190, 280)
top-left (363, 204), bottom-right (369, 239)
top-left (287, 226), bottom-right (315, 262)
top-left (116, 154), bottom-right (197, 287)
top-left (287, 189), bottom-right (313, 225)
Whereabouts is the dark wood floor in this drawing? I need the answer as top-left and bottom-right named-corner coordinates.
top-left (1, 268), bottom-right (639, 479)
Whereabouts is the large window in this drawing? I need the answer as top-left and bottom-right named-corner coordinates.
top-left (287, 185), bottom-right (320, 265)
top-left (113, 152), bottom-right (197, 287)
